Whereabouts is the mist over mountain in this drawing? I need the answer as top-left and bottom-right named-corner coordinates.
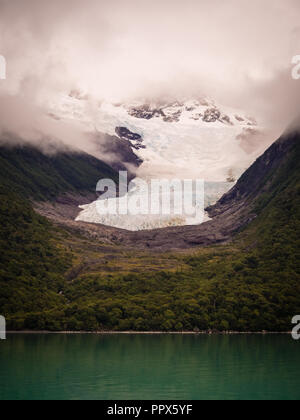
top-left (1, 0), bottom-right (300, 155)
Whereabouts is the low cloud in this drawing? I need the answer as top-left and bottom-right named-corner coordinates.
top-left (0, 95), bottom-right (123, 167)
top-left (0, 0), bottom-right (299, 152)
top-left (0, 95), bottom-right (88, 152)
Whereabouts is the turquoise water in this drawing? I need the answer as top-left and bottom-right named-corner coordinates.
top-left (0, 334), bottom-right (299, 400)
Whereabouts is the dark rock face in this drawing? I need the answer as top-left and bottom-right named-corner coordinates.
top-left (115, 127), bottom-right (146, 151)
top-left (115, 127), bottom-right (142, 142)
top-left (221, 115), bottom-right (233, 125)
top-left (127, 104), bottom-right (182, 123)
top-left (131, 143), bottom-right (146, 151)
top-left (201, 108), bottom-right (232, 125)
top-left (203, 108), bottom-right (221, 123)
top-left (185, 106), bottom-right (196, 112)
top-left (128, 105), bottom-right (165, 120)
top-left (163, 111), bottom-right (182, 123)
top-left (126, 100), bottom-right (257, 128)
top-left (92, 132), bottom-right (143, 176)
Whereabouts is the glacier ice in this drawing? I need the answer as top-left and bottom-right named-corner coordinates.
top-left (50, 95), bottom-right (273, 231)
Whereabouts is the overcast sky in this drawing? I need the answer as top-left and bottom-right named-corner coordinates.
top-left (0, 0), bottom-right (300, 144)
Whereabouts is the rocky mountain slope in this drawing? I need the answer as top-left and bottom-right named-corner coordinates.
top-left (207, 130), bottom-right (299, 217)
top-left (92, 131), bottom-right (143, 175)
top-left (125, 98), bottom-right (257, 126)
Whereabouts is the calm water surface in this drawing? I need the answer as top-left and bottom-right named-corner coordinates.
top-left (0, 334), bottom-right (299, 400)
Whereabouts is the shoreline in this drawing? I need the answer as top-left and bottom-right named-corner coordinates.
top-left (6, 330), bottom-right (292, 335)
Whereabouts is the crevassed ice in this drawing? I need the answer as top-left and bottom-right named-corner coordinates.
top-left (76, 182), bottom-right (233, 231)
top-left (50, 96), bottom-right (271, 231)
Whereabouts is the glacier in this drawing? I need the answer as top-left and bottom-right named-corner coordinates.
top-left (50, 95), bottom-right (273, 231)
top-left (75, 181), bottom-right (233, 231)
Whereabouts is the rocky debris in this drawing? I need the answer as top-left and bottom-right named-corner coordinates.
top-left (128, 105), bottom-right (165, 120)
top-left (128, 103), bottom-right (184, 123)
top-left (202, 108), bottom-right (235, 125)
top-left (203, 108), bottom-right (221, 123)
top-left (34, 198), bottom-right (128, 246)
top-left (34, 193), bottom-right (98, 220)
top-left (34, 131), bottom-right (297, 251)
top-left (163, 110), bottom-right (182, 123)
top-left (34, 192), bottom-right (249, 251)
top-left (128, 106), bottom-right (153, 120)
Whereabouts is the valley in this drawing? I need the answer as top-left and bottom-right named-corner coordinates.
top-left (1, 0), bottom-right (299, 402)
top-left (0, 128), bottom-right (299, 332)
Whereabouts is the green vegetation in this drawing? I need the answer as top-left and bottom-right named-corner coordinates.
top-left (0, 137), bottom-right (299, 332)
top-left (0, 145), bottom-right (119, 201)
top-left (0, 190), bottom-right (72, 329)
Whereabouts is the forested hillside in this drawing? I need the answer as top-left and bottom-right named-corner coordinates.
top-left (0, 133), bottom-right (299, 332)
top-left (0, 144), bottom-right (119, 201)
top-left (0, 190), bottom-right (71, 327)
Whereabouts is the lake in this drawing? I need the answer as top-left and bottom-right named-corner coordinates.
top-left (0, 334), bottom-right (299, 400)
